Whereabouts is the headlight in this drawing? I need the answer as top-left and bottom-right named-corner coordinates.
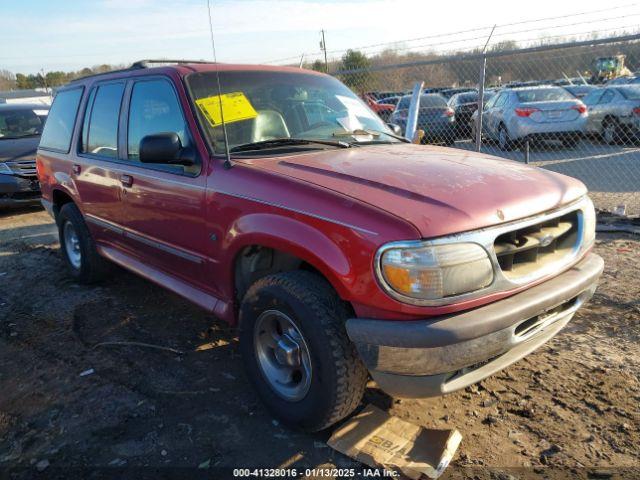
top-left (378, 242), bottom-right (494, 302)
top-left (582, 196), bottom-right (596, 248)
top-left (0, 163), bottom-right (13, 175)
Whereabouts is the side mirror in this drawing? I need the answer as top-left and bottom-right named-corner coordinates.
top-left (387, 123), bottom-right (402, 135)
top-left (139, 132), bottom-right (194, 166)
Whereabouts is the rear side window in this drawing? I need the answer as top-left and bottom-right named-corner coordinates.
top-left (516, 88), bottom-right (572, 102)
top-left (582, 89), bottom-right (603, 106)
top-left (419, 95), bottom-right (447, 108)
top-left (39, 88), bottom-right (83, 152)
top-left (127, 79), bottom-right (189, 160)
top-left (493, 93), bottom-right (508, 107)
top-left (618, 86), bottom-right (640, 100)
top-left (83, 82), bottom-right (125, 158)
top-left (397, 96), bottom-right (410, 110)
top-left (600, 90), bottom-right (615, 104)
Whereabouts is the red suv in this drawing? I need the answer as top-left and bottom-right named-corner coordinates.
top-left (37, 61), bottom-right (603, 432)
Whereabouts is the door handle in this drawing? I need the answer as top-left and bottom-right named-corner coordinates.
top-left (72, 164), bottom-right (81, 175)
top-left (120, 174), bottom-right (134, 188)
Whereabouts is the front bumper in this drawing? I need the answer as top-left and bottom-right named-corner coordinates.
top-left (346, 253), bottom-right (603, 398)
top-left (0, 174), bottom-right (41, 207)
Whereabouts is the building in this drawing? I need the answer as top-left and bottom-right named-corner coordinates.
top-left (0, 88), bottom-right (53, 106)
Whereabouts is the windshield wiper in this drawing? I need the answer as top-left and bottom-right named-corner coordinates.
top-left (229, 138), bottom-right (351, 153)
top-left (332, 129), bottom-right (410, 143)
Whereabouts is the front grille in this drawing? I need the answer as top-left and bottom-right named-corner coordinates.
top-left (6, 160), bottom-right (37, 177)
top-left (494, 210), bottom-right (579, 280)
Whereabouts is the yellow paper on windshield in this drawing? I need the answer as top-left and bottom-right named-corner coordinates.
top-left (195, 92), bottom-right (258, 127)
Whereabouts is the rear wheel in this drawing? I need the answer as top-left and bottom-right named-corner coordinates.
top-left (498, 124), bottom-right (514, 151)
top-left (57, 203), bottom-right (111, 283)
top-left (602, 117), bottom-right (622, 145)
top-left (239, 271), bottom-right (368, 432)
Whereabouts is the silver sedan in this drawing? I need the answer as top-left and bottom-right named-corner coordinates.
top-left (472, 87), bottom-right (588, 151)
top-left (583, 85), bottom-right (640, 144)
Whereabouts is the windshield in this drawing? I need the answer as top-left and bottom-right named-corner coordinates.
top-left (456, 93), bottom-right (479, 104)
top-left (0, 108), bottom-right (46, 139)
top-left (186, 70), bottom-right (398, 153)
top-left (515, 88), bottom-right (573, 103)
top-left (397, 94), bottom-right (446, 110)
top-left (617, 85), bottom-right (640, 100)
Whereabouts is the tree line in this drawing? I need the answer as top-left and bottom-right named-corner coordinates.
top-left (318, 35), bottom-right (640, 93)
top-left (2, 33), bottom-right (638, 94)
top-left (0, 64), bottom-right (124, 91)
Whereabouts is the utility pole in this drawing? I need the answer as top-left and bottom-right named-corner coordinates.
top-left (320, 29), bottom-right (328, 73)
top-left (40, 68), bottom-right (48, 93)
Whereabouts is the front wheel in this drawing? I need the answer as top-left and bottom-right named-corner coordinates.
top-left (239, 271), bottom-right (368, 432)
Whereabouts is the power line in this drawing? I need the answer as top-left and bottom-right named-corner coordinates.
top-left (284, 13), bottom-right (640, 65)
top-left (322, 2), bottom-right (639, 56)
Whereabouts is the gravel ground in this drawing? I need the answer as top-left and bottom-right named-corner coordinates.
top-left (0, 208), bottom-right (638, 479)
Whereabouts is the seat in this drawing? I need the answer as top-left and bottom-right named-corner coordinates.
top-left (251, 110), bottom-right (290, 142)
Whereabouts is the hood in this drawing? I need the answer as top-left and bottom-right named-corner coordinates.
top-left (0, 136), bottom-right (40, 163)
top-left (237, 144), bottom-right (586, 238)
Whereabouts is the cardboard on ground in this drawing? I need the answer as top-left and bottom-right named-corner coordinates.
top-left (328, 405), bottom-right (462, 479)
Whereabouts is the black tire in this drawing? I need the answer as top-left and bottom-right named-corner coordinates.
top-left (602, 117), bottom-right (622, 145)
top-left (239, 271), bottom-right (368, 432)
top-left (498, 124), bottom-right (514, 151)
top-left (57, 203), bottom-right (111, 284)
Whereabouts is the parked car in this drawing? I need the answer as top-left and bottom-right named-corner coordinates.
top-left (38, 61), bottom-right (602, 432)
top-left (583, 85), bottom-right (640, 144)
top-left (472, 86), bottom-right (588, 150)
top-left (423, 87), bottom-right (448, 94)
top-left (605, 76), bottom-right (635, 86)
top-left (376, 95), bottom-right (402, 107)
top-left (553, 77), bottom-right (588, 86)
top-left (0, 103), bottom-right (49, 207)
top-left (364, 91), bottom-right (406, 101)
top-left (390, 94), bottom-right (456, 144)
top-left (448, 90), bottom-right (496, 137)
top-left (562, 84), bottom-right (598, 99)
top-left (363, 93), bottom-right (394, 121)
top-left (440, 87), bottom-right (476, 100)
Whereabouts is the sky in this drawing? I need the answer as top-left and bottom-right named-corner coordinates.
top-left (2, 0), bottom-right (639, 74)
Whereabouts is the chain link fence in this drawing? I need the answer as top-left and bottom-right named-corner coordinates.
top-left (332, 34), bottom-right (640, 216)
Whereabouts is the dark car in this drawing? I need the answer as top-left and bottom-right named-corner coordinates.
top-left (0, 103), bottom-right (49, 207)
top-left (440, 87), bottom-right (476, 100)
top-left (448, 90), bottom-right (496, 137)
top-left (376, 95), bottom-right (402, 107)
top-left (389, 94), bottom-right (456, 144)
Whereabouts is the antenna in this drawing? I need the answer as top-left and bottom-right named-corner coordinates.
top-left (207, 0), bottom-right (233, 170)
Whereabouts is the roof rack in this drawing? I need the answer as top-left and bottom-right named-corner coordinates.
top-left (70, 59), bottom-right (214, 83)
top-left (131, 59), bottom-right (214, 68)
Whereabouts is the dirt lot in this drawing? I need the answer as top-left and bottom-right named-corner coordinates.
top-left (0, 208), bottom-right (638, 479)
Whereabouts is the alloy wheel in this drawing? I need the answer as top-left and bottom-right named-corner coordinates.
top-left (63, 221), bottom-right (82, 270)
top-left (254, 310), bottom-right (312, 401)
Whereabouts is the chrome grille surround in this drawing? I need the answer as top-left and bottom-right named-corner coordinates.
top-left (375, 195), bottom-right (594, 306)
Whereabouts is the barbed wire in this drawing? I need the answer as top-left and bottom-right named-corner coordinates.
top-left (263, 4), bottom-right (640, 66)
